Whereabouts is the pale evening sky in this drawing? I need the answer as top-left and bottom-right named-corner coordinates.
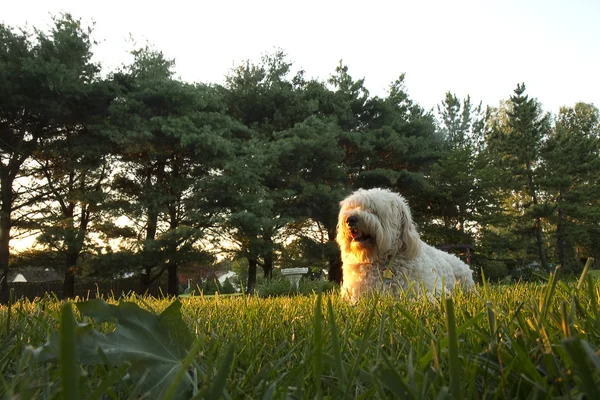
top-left (3, 0), bottom-right (599, 115)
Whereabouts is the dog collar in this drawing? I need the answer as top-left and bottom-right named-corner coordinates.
top-left (381, 253), bottom-right (397, 281)
top-left (382, 267), bottom-right (393, 280)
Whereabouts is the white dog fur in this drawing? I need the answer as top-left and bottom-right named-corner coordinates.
top-left (336, 188), bottom-right (474, 302)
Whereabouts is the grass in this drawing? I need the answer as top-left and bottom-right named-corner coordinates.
top-left (1, 271), bottom-right (599, 399)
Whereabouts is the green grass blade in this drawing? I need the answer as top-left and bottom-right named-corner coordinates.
top-left (418, 312), bottom-right (484, 370)
top-left (261, 381), bottom-right (277, 400)
top-left (346, 299), bottom-right (378, 385)
top-left (487, 302), bottom-right (496, 341)
top-left (577, 257), bottom-right (595, 291)
top-left (587, 275), bottom-right (599, 319)
top-left (435, 386), bottom-right (450, 400)
top-left (375, 364), bottom-right (416, 399)
top-left (445, 298), bottom-right (461, 400)
top-left (313, 293), bottom-right (323, 400)
top-left (87, 363), bottom-right (130, 400)
top-left (6, 288), bottom-right (14, 336)
top-left (326, 298), bottom-right (346, 392)
top-left (540, 269), bottom-right (558, 320)
top-left (161, 337), bottom-right (206, 400)
top-left (60, 301), bottom-right (79, 400)
top-left (563, 337), bottom-right (600, 399)
top-left (206, 343), bottom-right (235, 400)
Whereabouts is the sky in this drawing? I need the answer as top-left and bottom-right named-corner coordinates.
top-left (2, 0), bottom-right (599, 115)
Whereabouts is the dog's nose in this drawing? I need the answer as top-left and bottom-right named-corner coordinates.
top-left (346, 216), bottom-right (358, 226)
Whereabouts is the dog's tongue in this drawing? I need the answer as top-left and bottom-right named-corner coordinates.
top-left (351, 230), bottom-right (362, 239)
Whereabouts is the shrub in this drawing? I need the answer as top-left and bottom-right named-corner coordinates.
top-left (220, 278), bottom-right (237, 294)
top-left (200, 278), bottom-right (221, 295)
top-left (482, 260), bottom-right (509, 281)
top-left (256, 277), bottom-right (338, 298)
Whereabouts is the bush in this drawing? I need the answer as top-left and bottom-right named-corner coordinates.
top-left (256, 278), bottom-right (296, 297)
top-left (256, 277), bottom-right (338, 298)
top-left (200, 278), bottom-right (221, 295)
top-left (510, 263), bottom-right (550, 282)
top-left (297, 278), bottom-right (337, 295)
top-left (220, 278), bottom-right (237, 294)
top-left (482, 260), bottom-right (509, 282)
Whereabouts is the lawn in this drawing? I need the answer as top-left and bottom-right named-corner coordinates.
top-left (1, 272), bottom-right (599, 399)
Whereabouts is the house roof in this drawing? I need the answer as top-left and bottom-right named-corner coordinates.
top-left (7, 267), bottom-right (62, 283)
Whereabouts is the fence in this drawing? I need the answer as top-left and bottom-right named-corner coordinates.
top-left (9, 277), bottom-right (166, 301)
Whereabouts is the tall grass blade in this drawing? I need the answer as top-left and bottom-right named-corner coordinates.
top-left (577, 257), bottom-right (595, 291)
top-left (346, 300), bottom-right (378, 390)
top-left (6, 288), bottom-right (14, 336)
top-left (487, 302), bottom-right (496, 341)
top-left (418, 312), bottom-right (484, 370)
top-left (161, 337), bottom-right (206, 400)
top-left (87, 363), bottom-right (129, 400)
top-left (59, 301), bottom-right (79, 400)
top-left (261, 381), bottom-right (277, 400)
top-left (326, 298), bottom-right (346, 392)
top-left (313, 293), bottom-right (323, 400)
top-left (563, 337), bottom-right (600, 399)
top-left (375, 363), bottom-right (416, 399)
top-left (206, 343), bottom-right (235, 400)
top-left (540, 268), bottom-right (559, 320)
top-left (445, 298), bottom-right (461, 399)
top-left (587, 275), bottom-right (599, 320)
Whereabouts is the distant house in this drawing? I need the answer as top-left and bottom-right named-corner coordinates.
top-left (8, 267), bottom-right (62, 283)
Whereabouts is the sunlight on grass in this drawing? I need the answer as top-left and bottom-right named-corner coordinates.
top-left (1, 276), bottom-right (600, 399)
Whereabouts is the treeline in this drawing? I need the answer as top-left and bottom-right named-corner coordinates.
top-left (1, 15), bottom-right (599, 301)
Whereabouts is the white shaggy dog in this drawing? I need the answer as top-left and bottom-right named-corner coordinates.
top-left (336, 188), bottom-right (474, 302)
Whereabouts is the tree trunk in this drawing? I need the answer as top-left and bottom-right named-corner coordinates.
top-left (140, 205), bottom-right (159, 291)
top-left (328, 251), bottom-right (342, 284)
top-left (167, 262), bottom-right (179, 296)
top-left (247, 256), bottom-right (258, 293)
top-left (140, 162), bottom-right (164, 292)
top-left (140, 266), bottom-right (152, 289)
top-left (263, 249), bottom-right (273, 279)
top-left (327, 226), bottom-right (342, 283)
top-left (526, 162), bottom-right (547, 270)
top-left (534, 216), bottom-right (548, 269)
top-left (0, 168), bottom-right (12, 304)
top-left (166, 201), bottom-right (179, 296)
top-left (0, 206), bottom-right (10, 304)
top-left (63, 251), bottom-right (78, 298)
top-left (457, 205), bottom-right (465, 232)
top-left (556, 200), bottom-right (567, 272)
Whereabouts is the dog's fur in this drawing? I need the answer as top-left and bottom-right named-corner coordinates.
top-left (336, 188), bottom-right (474, 302)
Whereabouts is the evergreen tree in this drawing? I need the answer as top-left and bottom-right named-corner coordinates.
top-left (105, 47), bottom-right (238, 295)
top-left (30, 80), bottom-right (114, 297)
top-left (272, 115), bottom-right (348, 282)
top-left (428, 93), bottom-right (489, 249)
top-left (543, 103), bottom-right (600, 272)
top-left (486, 84), bottom-right (551, 269)
top-left (0, 14), bottom-right (100, 301)
top-left (217, 51), bottom-right (311, 289)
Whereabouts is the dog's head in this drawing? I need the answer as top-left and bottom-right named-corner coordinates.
top-left (336, 188), bottom-right (420, 262)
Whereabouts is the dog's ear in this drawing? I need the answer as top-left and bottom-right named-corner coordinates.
top-left (398, 199), bottom-right (420, 260)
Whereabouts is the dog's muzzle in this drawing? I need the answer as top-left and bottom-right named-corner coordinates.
top-left (346, 215), bottom-right (371, 242)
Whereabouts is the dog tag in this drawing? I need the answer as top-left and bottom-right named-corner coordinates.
top-left (382, 268), bottom-right (393, 280)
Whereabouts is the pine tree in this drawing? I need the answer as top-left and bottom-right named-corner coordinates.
top-left (428, 93), bottom-right (489, 246)
top-left (542, 103), bottom-right (600, 272)
top-left (486, 84), bottom-right (551, 269)
top-left (0, 15), bottom-right (100, 301)
top-left (105, 47), bottom-right (239, 295)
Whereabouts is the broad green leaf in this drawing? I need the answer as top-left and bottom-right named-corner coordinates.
top-left (33, 299), bottom-right (195, 399)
